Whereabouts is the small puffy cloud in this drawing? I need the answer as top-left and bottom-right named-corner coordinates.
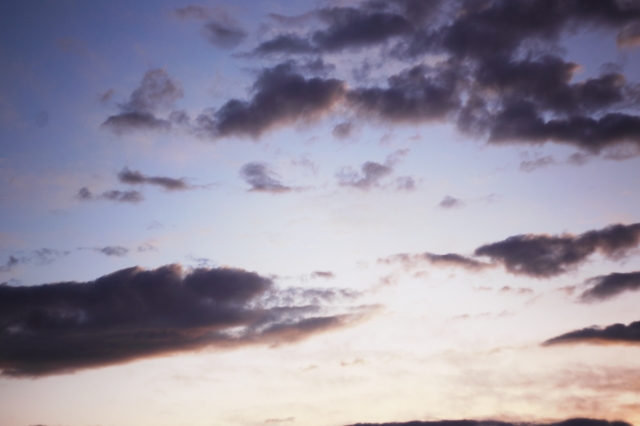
top-left (95, 246), bottom-right (129, 257)
top-left (240, 162), bottom-right (292, 193)
top-left (337, 150), bottom-right (413, 191)
top-left (438, 195), bottom-right (464, 209)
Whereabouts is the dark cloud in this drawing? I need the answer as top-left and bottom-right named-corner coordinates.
top-left (195, 63), bottom-right (345, 139)
top-left (251, 0), bottom-right (640, 155)
top-left (381, 223), bottom-right (640, 278)
top-left (253, 1), bottom-right (441, 55)
top-left (438, 195), bottom-right (463, 209)
top-left (117, 168), bottom-right (189, 191)
top-left (474, 223), bottom-right (640, 278)
top-left (77, 187), bottom-right (144, 204)
top-left (337, 150), bottom-right (410, 191)
top-left (239, 162), bottom-right (292, 193)
top-left (544, 320), bottom-right (640, 346)
top-left (579, 271), bottom-right (640, 302)
top-left (101, 69), bottom-right (183, 135)
top-left (95, 246), bottom-right (129, 257)
top-left (173, 5), bottom-right (247, 49)
top-left (0, 264), bottom-right (374, 377)
top-left (346, 419), bottom-right (632, 426)
top-left (346, 63), bottom-right (462, 123)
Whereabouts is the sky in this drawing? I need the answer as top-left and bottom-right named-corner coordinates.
top-left (1, 1), bottom-right (640, 425)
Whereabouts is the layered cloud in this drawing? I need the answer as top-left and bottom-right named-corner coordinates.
top-left (544, 320), bottom-right (640, 346)
top-left (381, 223), bottom-right (640, 278)
top-left (0, 264), bottom-right (374, 377)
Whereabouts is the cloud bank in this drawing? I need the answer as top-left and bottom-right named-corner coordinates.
top-left (0, 264), bottom-right (373, 377)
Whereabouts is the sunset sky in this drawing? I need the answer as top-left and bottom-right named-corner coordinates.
top-left (2, 1), bottom-right (640, 426)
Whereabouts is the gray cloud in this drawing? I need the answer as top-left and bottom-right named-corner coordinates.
top-left (195, 62), bottom-right (345, 139)
top-left (0, 264), bottom-right (374, 377)
top-left (117, 167), bottom-right (189, 191)
top-left (438, 195), bottom-right (464, 209)
top-left (101, 69), bottom-right (183, 135)
top-left (240, 162), bottom-right (292, 193)
top-left (337, 150), bottom-right (412, 191)
top-left (579, 271), bottom-right (640, 302)
top-left (95, 246), bottom-right (129, 257)
top-left (77, 187), bottom-right (144, 204)
top-left (520, 155), bottom-right (556, 172)
top-left (544, 320), bottom-right (640, 346)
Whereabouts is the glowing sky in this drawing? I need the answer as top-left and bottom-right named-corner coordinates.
top-left (2, 1), bottom-right (640, 426)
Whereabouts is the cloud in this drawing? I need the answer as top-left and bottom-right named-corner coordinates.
top-left (520, 155), bottom-right (556, 172)
top-left (0, 256), bottom-right (19, 273)
top-left (252, 1), bottom-right (436, 55)
top-left (310, 271), bottom-right (335, 279)
top-left (0, 264), bottom-right (374, 377)
top-left (337, 150), bottom-right (412, 191)
top-left (544, 320), bottom-right (640, 346)
top-left (194, 62), bottom-right (345, 139)
top-left (474, 223), bottom-right (640, 278)
top-left (0, 249), bottom-right (70, 273)
top-left (101, 69), bottom-right (183, 134)
top-left (173, 5), bottom-right (247, 49)
top-left (251, 1), bottom-right (640, 156)
top-left (95, 246), bottom-right (129, 257)
top-left (381, 223), bottom-right (640, 279)
top-left (346, 62), bottom-right (463, 123)
top-left (240, 162), bottom-right (292, 193)
top-left (345, 419), bottom-right (632, 426)
top-left (117, 168), bottom-right (189, 191)
top-left (77, 187), bottom-right (144, 204)
top-left (438, 195), bottom-right (464, 209)
top-left (579, 271), bottom-right (640, 302)
top-left (379, 252), bottom-right (490, 272)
